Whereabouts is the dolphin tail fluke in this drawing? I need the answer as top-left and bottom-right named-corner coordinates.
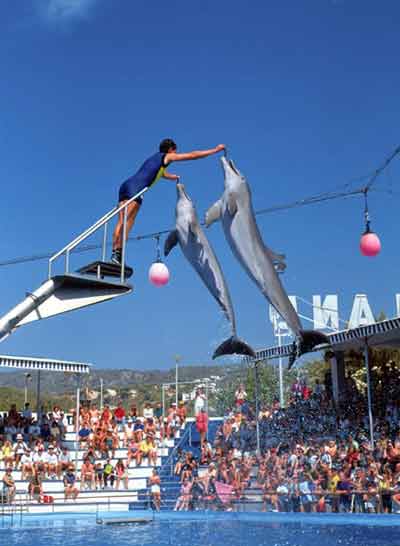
top-left (288, 330), bottom-right (330, 369)
top-left (212, 336), bottom-right (255, 359)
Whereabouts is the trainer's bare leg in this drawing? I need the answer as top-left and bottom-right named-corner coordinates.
top-left (112, 200), bottom-right (141, 251)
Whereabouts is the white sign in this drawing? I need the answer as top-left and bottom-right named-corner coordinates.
top-left (269, 293), bottom-right (400, 334)
top-left (269, 295), bottom-right (297, 337)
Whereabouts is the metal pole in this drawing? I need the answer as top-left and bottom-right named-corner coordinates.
top-left (101, 223), bottom-right (108, 262)
top-left (24, 373), bottom-right (30, 405)
top-left (205, 379), bottom-right (209, 442)
top-left (100, 378), bottom-right (104, 411)
top-left (36, 370), bottom-right (41, 424)
top-left (162, 384), bottom-right (166, 426)
top-left (120, 206), bottom-right (128, 283)
top-left (364, 339), bottom-right (375, 449)
top-left (175, 355), bottom-right (181, 406)
top-left (65, 250), bottom-right (70, 274)
top-left (75, 375), bottom-right (81, 465)
top-left (254, 361), bottom-right (261, 454)
top-left (278, 331), bottom-right (284, 407)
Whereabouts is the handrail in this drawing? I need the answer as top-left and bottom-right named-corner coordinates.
top-left (160, 423), bottom-right (193, 477)
top-left (48, 186), bottom-right (149, 279)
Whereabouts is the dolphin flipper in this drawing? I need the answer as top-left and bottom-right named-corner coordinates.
top-left (205, 200), bottom-right (222, 227)
top-left (213, 336), bottom-right (255, 359)
top-left (164, 230), bottom-right (179, 256)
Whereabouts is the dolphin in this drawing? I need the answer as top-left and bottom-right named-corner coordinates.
top-left (205, 157), bottom-right (329, 366)
top-left (164, 183), bottom-right (255, 359)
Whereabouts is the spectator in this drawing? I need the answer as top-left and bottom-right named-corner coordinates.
top-left (63, 466), bottom-right (79, 501)
top-left (33, 447), bottom-right (48, 477)
top-left (137, 435), bottom-right (157, 466)
top-left (28, 469), bottom-right (43, 502)
top-left (13, 434), bottom-right (28, 469)
top-left (116, 459), bottom-right (129, 490)
top-left (22, 403), bottom-right (32, 421)
top-left (21, 447), bottom-right (34, 479)
top-left (80, 457), bottom-right (95, 490)
top-left (47, 446), bottom-right (59, 479)
top-left (103, 459), bottom-right (115, 489)
top-left (177, 401), bottom-right (187, 425)
top-left (148, 469), bottom-right (161, 511)
top-left (1, 440), bottom-right (14, 469)
top-left (2, 467), bottom-right (16, 503)
top-left (58, 447), bottom-right (71, 478)
top-left (196, 408), bottom-right (208, 447)
top-left (194, 388), bottom-right (206, 416)
top-left (143, 403), bottom-right (154, 420)
top-left (174, 479), bottom-right (192, 511)
top-left (124, 420), bottom-right (135, 447)
top-left (113, 402), bottom-right (126, 429)
top-left (235, 384), bottom-right (247, 407)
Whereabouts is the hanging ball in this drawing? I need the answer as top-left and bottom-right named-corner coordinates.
top-left (360, 231), bottom-right (381, 257)
top-left (149, 261), bottom-right (170, 286)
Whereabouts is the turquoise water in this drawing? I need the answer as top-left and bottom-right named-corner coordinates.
top-left (2, 512), bottom-right (400, 546)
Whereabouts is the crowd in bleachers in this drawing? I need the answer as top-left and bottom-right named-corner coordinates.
top-left (0, 398), bottom-right (188, 504)
top-left (182, 381), bottom-right (400, 514)
top-left (3, 374), bottom-right (400, 514)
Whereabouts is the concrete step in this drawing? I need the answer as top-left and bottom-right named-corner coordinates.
top-left (59, 445), bottom-right (170, 458)
top-left (26, 502), bottom-right (131, 514)
top-left (0, 457), bottom-right (163, 472)
top-left (12, 477), bottom-right (147, 493)
top-left (64, 432), bottom-right (179, 446)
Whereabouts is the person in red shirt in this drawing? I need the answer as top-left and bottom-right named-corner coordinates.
top-left (113, 402), bottom-right (126, 430)
top-left (196, 408), bottom-right (208, 447)
top-left (101, 405), bottom-right (112, 425)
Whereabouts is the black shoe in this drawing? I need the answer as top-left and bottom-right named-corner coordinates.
top-left (110, 250), bottom-right (122, 265)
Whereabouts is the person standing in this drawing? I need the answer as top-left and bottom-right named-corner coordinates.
top-left (196, 408), bottom-right (209, 447)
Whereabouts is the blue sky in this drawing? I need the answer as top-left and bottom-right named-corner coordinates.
top-left (0, 0), bottom-right (399, 371)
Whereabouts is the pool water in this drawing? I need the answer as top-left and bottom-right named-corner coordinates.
top-left (2, 512), bottom-right (400, 546)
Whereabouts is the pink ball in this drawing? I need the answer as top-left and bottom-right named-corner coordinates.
top-left (360, 232), bottom-right (381, 257)
top-left (149, 261), bottom-right (170, 286)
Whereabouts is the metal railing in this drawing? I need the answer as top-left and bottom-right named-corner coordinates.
top-left (48, 186), bottom-right (149, 283)
top-left (159, 423), bottom-right (194, 477)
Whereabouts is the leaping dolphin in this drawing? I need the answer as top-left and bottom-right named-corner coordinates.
top-left (205, 157), bottom-right (329, 366)
top-left (164, 183), bottom-right (255, 359)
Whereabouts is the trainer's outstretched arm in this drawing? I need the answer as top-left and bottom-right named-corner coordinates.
top-left (162, 171), bottom-right (180, 181)
top-left (165, 144), bottom-right (225, 164)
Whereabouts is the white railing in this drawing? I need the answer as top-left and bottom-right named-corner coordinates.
top-left (48, 187), bottom-right (149, 283)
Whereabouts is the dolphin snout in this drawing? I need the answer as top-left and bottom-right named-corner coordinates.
top-left (220, 156), bottom-right (241, 176)
top-left (176, 182), bottom-right (191, 201)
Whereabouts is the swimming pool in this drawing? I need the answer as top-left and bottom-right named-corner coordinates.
top-left (2, 511), bottom-right (400, 546)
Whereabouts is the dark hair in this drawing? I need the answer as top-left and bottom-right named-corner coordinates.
top-left (159, 138), bottom-right (177, 153)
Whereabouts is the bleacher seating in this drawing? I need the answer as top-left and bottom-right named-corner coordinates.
top-left (0, 422), bottom-right (183, 514)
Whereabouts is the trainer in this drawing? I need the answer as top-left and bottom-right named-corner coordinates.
top-left (111, 139), bottom-right (225, 264)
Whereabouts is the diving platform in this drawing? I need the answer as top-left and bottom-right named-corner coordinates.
top-left (0, 273), bottom-right (132, 342)
top-left (77, 260), bottom-right (133, 279)
top-left (0, 188), bottom-right (148, 344)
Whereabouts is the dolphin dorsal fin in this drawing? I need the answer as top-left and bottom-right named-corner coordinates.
top-left (164, 230), bottom-right (179, 256)
top-left (205, 200), bottom-right (222, 227)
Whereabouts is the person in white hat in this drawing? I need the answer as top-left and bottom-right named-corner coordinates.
top-left (13, 434), bottom-right (28, 470)
top-left (21, 448), bottom-right (33, 480)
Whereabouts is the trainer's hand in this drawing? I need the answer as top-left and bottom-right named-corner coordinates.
top-left (215, 144), bottom-right (226, 153)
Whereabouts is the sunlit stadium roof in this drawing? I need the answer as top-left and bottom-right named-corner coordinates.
top-left (247, 316), bottom-right (400, 362)
top-left (0, 354), bottom-right (91, 374)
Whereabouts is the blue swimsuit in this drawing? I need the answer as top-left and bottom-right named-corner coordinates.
top-left (118, 152), bottom-right (167, 204)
